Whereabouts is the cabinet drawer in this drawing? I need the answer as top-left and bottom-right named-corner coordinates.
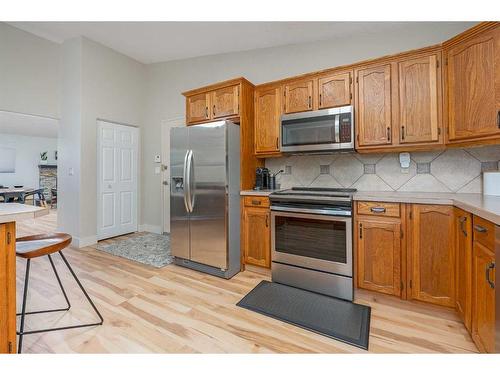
top-left (244, 196), bottom-right (270, 208)
top-left (472, 215), bottom-right (495, 250)
top-left (357, 201), bottom-right (400, 217)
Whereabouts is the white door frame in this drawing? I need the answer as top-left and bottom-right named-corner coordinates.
top-left (161, 117), bottom-right (185, 234)
top-left (97, 120), bottom-right (140, 240)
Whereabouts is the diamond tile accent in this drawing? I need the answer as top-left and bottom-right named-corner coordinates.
top-left (330, 154), bottom-right (363, 187)
top-left (376, 154), bottom-right (416, 189)
top-left (320, 165), bottom-right (330, 175)
top-left (457, 176), bottom-right (482, 194)
top-left (364, 164), bottom-right (376, 174)
top-left (431, 149), bottom-right (481, 192)
top-left (481, 161), bottom-right (499, 172)
top-left (417, 162), bottom-right (430, 174)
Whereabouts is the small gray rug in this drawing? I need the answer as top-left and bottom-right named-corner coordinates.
top-left (96, 232), bottom-right (173, 268)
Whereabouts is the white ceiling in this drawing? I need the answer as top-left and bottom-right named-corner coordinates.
top-left (6, 22), bottom-right (461, 64)
top-left (0, 111), bottom-right (59, 138)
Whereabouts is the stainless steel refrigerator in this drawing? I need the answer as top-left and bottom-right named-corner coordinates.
top-left (170, 120), bottom-right (240, 279)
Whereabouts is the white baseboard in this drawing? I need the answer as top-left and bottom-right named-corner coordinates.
top-left (139, 224), bottom-right (163, 234)
top-left (73, 235), bottom-right (98, 248)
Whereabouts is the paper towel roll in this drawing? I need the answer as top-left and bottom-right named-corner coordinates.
top-left (483, 172), bottom-right (500, 196)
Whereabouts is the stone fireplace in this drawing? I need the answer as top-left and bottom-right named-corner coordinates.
top-left (38, 164), bottom-right (57, 203)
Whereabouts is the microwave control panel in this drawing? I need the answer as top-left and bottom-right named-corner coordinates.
top-left (339, 113), bottom-right (352, 143)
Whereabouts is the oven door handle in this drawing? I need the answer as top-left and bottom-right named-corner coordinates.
top-left (270, 205), bottom-right (352, 217)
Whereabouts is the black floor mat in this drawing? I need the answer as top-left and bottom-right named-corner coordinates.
top-left (236, 280), bottom-right (371, 350)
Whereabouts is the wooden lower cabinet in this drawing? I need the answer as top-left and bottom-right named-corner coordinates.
top-left (356, 217), bottom-right (402, 297)
top-left (408, 204), bottom-right (455, 307)
top-left (471, 217), bottom-right (496, 353)
top-left (455, 208), bottom-right (473, 332)
top-left (0, 222), bottom-right (16, 354)
top-left (242, 198), bottom-right (271, 268)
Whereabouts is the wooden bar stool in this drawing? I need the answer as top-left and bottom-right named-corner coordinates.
top-left (16, 233), bottom-right (103, 353)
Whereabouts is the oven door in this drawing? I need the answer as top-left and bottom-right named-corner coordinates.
top-left (271, 210), bottom-right (352, 276)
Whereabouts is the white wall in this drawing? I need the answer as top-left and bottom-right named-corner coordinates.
top-left (142, 22), bottom-right (476, 230)
top-left (0, 23), bottom-right (61, 118)
top-left (59, 36), bottom-right (146, 246)
top-left (0, 133), bottom-right (57, 188)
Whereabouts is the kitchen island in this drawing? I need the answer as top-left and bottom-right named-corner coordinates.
top-left (0, 203), bottom-right (48, 354)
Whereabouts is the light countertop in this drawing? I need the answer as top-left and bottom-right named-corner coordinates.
top-left (0, 203), bottom-right (48, 224)
top-left (353, 191), bottom-right (500, 226)
top-left (240, 189), bottom-right (500, 226)
top-left (240, 190), bottom-right (279, 197)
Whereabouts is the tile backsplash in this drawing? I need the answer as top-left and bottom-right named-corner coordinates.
top-left (265, 145), bottom-right (500, 193)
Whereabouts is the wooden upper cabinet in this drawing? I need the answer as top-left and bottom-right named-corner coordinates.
top-left (356, 217), bottom-right (402, 297)
top-left (409, 205), bottom-right (455, 307)
top-left (318, 71), bottom-right (352, 109)
top-left (455, 208), bottom-right (472, 333)
top-left (255, 86), bottom-right (281, 154)
top-left (242, 205), bottom-right (271, 268)
top-left (446, 26), bottom-right (500, 142)
top-left (211, 85), bottom-right (239, 119)
top-left (356, 64), bottom-right (393, 147)
top-left (283, 79), bottom-right (314, 114)
top-left (186, 92), bottom-right (210, 124)
top-left (472, 240), bottom-right (496, 353)
top-left (398, 54), bottom-right (441, 144)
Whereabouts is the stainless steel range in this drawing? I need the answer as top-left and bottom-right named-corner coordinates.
top-left (269, 187), bottom-right (355, 301)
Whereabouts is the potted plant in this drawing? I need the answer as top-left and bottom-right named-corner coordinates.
top-left (40, 151), bottom-right (48, 165)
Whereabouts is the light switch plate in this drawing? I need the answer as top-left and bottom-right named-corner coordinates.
top-left (154, 166), bottom-right (161, 174)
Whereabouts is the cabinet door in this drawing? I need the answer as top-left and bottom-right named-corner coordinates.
top-left (447, 27), bottom-right (500, 141)
top-left (399, 54), bottom-right (441, 144)
top-left (318, 71), bottom-right (352, 109)
top-left (283, 79), bottom-right (314, 114)
top-left (472, 241), bottom-right (495, 353)
top-left (211, 85), bottom-right (239, 119)
top-left (186, 93), bottom-right (210, 124)
top-left (455, 208), bottom-right (472, 332)
top-left (356, 64), bottom-right (393, 146)
top-left (243, 207), bottom-right (271, 268)
top-left (357, 218), bottom-right (402, 297)
top-left (410, 205), bottom-right (455, 307)
top-left (255, 86), bottom-right (281, 154)
top-left (0, 223), bottom-right (16, 354)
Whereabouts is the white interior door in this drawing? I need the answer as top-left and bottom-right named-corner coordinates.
top-left (97, 120), bottom-right (139, 240)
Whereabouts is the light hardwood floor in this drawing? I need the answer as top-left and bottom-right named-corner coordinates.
top-left (13, 210), bottom-right (478, 353)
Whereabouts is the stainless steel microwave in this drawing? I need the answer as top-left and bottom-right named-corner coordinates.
top-left (280, 106), bottom-right (354, 153)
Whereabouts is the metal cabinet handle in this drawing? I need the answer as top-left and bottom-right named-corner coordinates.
top-left (486, 262), bottom-right (495, 289)
top-left (370, 207), bottom-right (386, 213)
top-left (401, 126), bottom-right (405, 140)
top-left (266, 215), bottom-right (269, 228)
top-left (276, 137), bottom-right (279, 150)
top-left (459, 216), bottom-right (467, 236)
top-left (474, 224), bottom-right (487, 233)
top-left (251, 199), bottom-right (261, 205)
top-left (319, 94), bottom-right (322, 106)
top-left (359, 223), bottom-right (363, 239)
top-left (497, 110), bottom-right (500, 128)
top-left (308, 96), bottom-right (312, 108)
top-left (205, 107), bottom-right (208, 118)
top-left (387, 127), bottom-right (391, 141)
top-left (213, 105), bottom-right (216, 116)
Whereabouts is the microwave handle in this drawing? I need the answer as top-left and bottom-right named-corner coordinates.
top-left (334, 114), bottom-right (340, 143)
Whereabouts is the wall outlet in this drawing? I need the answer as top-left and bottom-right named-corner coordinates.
top-left (154, 155), bottom-right (161, 163)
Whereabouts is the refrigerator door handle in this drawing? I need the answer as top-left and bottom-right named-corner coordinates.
top-left (183, 150), bottom-right (191, 213)
top-left (189, 150), bottom-right (196, 211)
